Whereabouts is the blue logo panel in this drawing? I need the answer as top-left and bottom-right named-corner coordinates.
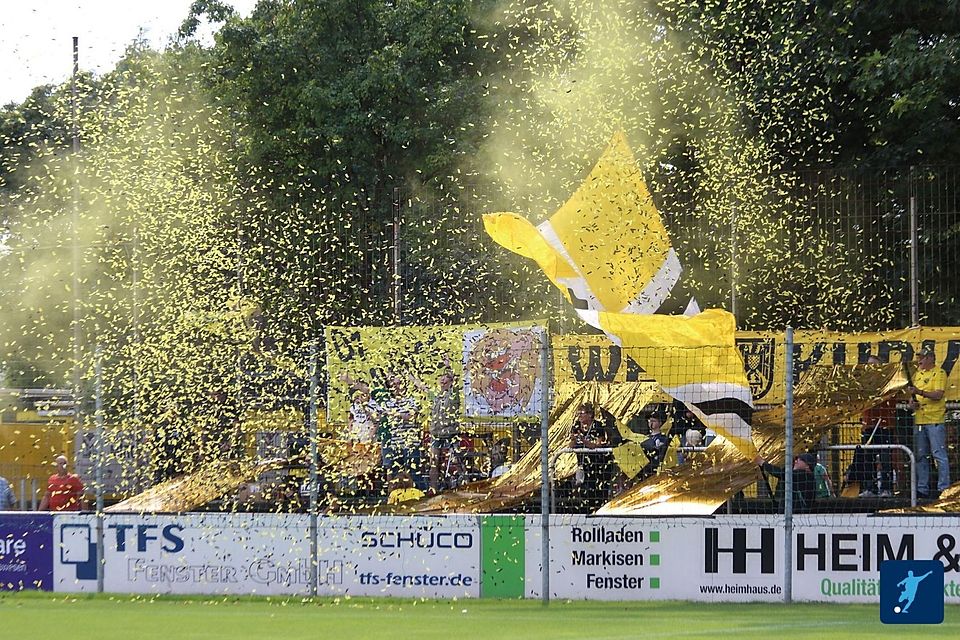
top-left (880, 560), bottom-right (944, 624)
top-left (0, 514), bottom-right (54, 590)
top-left (59, 523), bottom-right (98, 581)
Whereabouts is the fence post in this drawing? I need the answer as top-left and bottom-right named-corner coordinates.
top-left (393, 186), bottom-right (402, 323)
top-left (784, 327), bottom-right (794, 604)
top-left (308, 341), bottom-right (320, 597)
top-left (730, 203), bottom-right (737, 319)
top-left (539, 327), bottom-right (551, 605)
top-left (95, 345), bottom-right (105, 594)
top-left (71, 36), bottom-right (83, 438)
top-left (909, 195), bottom-right (919, 326)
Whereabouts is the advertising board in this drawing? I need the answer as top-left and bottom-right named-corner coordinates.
top-left (316, 515), bottom-right (481, 598)
top-left (0, 513), bottom-right (54, 590)
top-left (34, 512), bottom-right (960, 603)
top-left (526, 515), bottom-right (960, 603)
top-left (54, 513), bottom-right (310, 595)
top-left (524, 516), bottom-right (784, 602)
top-left (791, 515), bottom-right (960, 604)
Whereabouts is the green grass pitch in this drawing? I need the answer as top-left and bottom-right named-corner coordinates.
top-left (1, 593), bottom-right (957, 639)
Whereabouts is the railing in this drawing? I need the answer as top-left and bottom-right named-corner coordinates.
top-left (17, 478), bottom-right (40, 510)
top-left (822, 444), bottom-right (917, 507)
top-left (546, 444), bottom-right (919, 514)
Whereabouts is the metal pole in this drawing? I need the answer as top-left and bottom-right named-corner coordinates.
top-left (19, 478), bottom-right (26, 511)
top-left (71, 37), bottom-right (79, 155)
top-left (784, 326), bottom-right (794, 604)
top-left (730, 203), bottom-right (737, 319)
top-left (392, 186), bottom-right (402, 323)
top-left (131, 224), bottom-right (143, 491)
top-left (909, 195), bottom-right (919, 326)
top-left (132, 224), bottom-right (140, 419)
top-left (308, 342), bottom-right (319, 597)
top-left (95, 346), bottom-right (105, 593)
top-left (71, 36), bottom-right (83, 430)
top-left (539, 328), bottom-right (551, 605)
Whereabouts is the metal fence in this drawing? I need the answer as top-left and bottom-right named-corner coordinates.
top-left (6, 331), bottom-right (955, 515)
top-left (3, 327), bottom-right (959, 604)
top-left (3, 166), bottom-right (960, 602)
top-left (394, 166), bottom-right (960, 331)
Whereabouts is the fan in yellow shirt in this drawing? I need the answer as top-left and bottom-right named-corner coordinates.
top-left (907, 346), bottom-right (949, 499)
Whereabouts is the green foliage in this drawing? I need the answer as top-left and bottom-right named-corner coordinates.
top-left (194, 0), bottom-right (502, 331)
top-left (209, 0), bottom-right (487, 196)
top-left (660, 1), bottom-right (960, 167)
top-left (1, 85), bottom-right (71, 200)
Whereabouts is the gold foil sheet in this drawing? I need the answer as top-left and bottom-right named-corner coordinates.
top-left (384, 382), bottom-right (659, 514)
top-left (115, 363), bottom-right (947, 516)
top-left (600, 362), bottom-right (912, 515)
top-left (884, 483), bottom-right (960, 514)
top-left (109, 438), bottom-right (380, 513)
top-left (106, 458), bottom-right (286, 513)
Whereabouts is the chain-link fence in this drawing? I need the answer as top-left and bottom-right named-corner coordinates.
top-left (3, 166), bottom-right (960, 602)
top-left (394, 166), bottom-right (960, 330)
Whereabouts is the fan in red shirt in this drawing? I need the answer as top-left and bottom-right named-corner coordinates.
top-left (39, 455), bottom-right (86, 511)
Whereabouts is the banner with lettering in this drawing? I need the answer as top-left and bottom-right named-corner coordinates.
top-left (53, 513), bottom-right (310, 595)
top-left (0, 514), bottom-right (53, 591)
top-left (325, 322), bottom-right (546, 428)
top-left (524, 514), bottom-right (960, 603)
top-left (316, 515), bottom-right (481, 598)
top-left (554, 327), bottom-right (960, 405)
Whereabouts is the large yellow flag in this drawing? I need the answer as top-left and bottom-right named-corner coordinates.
top-left (483, 131), bottom-right (698, 316)
top-left (484, 132), bottom-right (757, 459)
top-left (584, 309), bottom-right (754, 457)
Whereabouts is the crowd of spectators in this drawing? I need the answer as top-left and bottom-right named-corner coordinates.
top-left (2, 349), bottom-right (951, 515)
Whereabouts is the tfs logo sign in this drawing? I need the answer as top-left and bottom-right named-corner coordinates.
top-left (106, 523), bottom-right (185, 553)
top-left (59, 522), bottom-right (186, 583)
top-left (705, 527), bottom-right (775, 574)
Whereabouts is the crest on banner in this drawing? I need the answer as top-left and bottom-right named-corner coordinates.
top-left (738, 338), bottom-right (776, 401)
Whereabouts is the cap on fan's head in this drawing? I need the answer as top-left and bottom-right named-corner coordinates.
top-left (798, 452), bottom-right (818, 469)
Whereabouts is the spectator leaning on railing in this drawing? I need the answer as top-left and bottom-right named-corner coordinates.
top-left (38, 455), bottom-right (86, 511)
top-left (755, 452), bottom-right (818, 513)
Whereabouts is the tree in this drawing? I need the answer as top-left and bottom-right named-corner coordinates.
top-left (178, 0), bottom-right (499, 337)
top-left (658, 1), bottom-right (960, 168)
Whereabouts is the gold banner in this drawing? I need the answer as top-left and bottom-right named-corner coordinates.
top-left (554, 327), bottom-right (960, 405)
